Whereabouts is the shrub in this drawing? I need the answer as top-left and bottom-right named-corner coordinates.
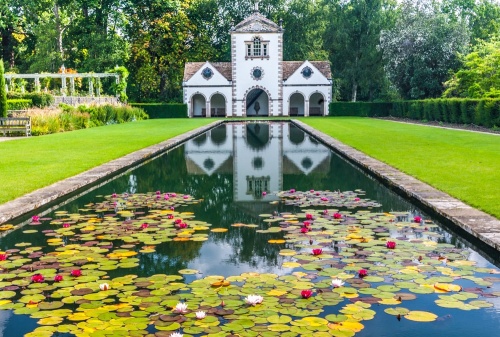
top-left (7, 99), bottom-right (32, 110)
top-left (6, 92), bottom-right (54, 108)
top-left (0, 60), bottom-right (6, 117)
top-left (129, 103), bottom-right (188, 118)
top-left (328, 102), bottom-right (392, 117)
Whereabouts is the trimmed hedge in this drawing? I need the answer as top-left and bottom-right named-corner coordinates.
top-left (7, 92), bottom-right (54, 108)
top-left (129, 103), bottom-right (187, 118)
top-left (329, 102), bottom-right (392, 117)
top-left (329, 99), bottom-right (500, 128)
top-left (7, 99), bottom-right (32, 110)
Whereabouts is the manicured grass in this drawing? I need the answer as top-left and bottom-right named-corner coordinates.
top-left (301, 117), bottom-right (500, 219)
top-left (0, 119), bottom-right (213, 204)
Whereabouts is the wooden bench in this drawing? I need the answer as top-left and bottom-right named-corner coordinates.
top-left (0, 117), bottom-right (32, 137)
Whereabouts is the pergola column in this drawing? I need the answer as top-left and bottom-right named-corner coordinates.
top-left (61, 76), bottom-right (67, 96)
top-left (70, 78), bottom-right (75, 96)
top-left (34, 77), bottom-right (41, 92)
top-left (89, 78), bottom-right (94, 96)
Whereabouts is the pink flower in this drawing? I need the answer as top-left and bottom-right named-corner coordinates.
top-left (323, 210), bottom-right (329, 215)
top-left (32, 215), bottom-right (40, 222)
top-left (71, 269), bottom-right (82, 277)
top-left (310, 189), bottom-right (314, 193)
top-left (183, 195), bottom-right (189, 199)
top-left (333, 213), bottom-right (342, 219)
top-left (0, 254), bottom-right (7, 261)
top-left (178, 223), bottom-right (188, 229)
top-left (312, 248), bottom-right (323, 256)
top-left (289, 189), bottom-right (296, 193)
top-left (300, 227), bottom-right (309, 234)
top-left (31, 274), bottom-right (45, 283)
top-left (301, 290), bottom-right (313, 299)
top-left (164, 194), bottom-right (170, 200)
top-left (156, 191), bottom-right (161, 195)
top-left (170, 193), bottom-right (177, 197)
top-left (321, 197), bottom-right (328, 201)
top-left (358, 269), bottom-right (368, 278)
top-left (170, 206), bottom-right (175, 211)
top-left (262, 191), bottom-right (267, 196)
top-left (141, 223), bottom-right (149, 229)
top-left (414, 216), bottom-right (422, 223)
top-left (54, 275), bottom-right (63, 282)
top-left (112, 193), bottom-right (117, 198)
top-left (303, 221), bottom-right (311, 227)
top-left (62, 223), bottom-right (70, 228)
top-left (174, 219), bottom-right (183, 225)
top-left (354, 197), bottom-right (360, 201)
top-left (305, 213), bottom-right (313, 220)
top-left (386, 241), bottom-right (396, 249)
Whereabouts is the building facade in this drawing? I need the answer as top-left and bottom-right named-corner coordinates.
top-left (183, 10), bottom-right (332, 117)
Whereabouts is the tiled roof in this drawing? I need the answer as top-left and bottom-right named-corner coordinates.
top-left (283, 61), bottom-right (332, 80)
top-left (183, 62), bottom-right (232, 82)
top-left (233, 11), bottom-right (281, 33)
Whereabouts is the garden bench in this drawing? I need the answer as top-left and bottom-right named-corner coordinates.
top-left (0, 117), bottom-right (32, 137)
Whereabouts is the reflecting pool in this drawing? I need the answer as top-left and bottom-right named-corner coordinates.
top-left (0, 122), bottom-right (498, 337)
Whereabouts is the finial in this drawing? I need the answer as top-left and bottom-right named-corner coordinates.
top-left (279, 18), bottom-right (283, 29)
top-left (254, 1), bottom-right (259, 12)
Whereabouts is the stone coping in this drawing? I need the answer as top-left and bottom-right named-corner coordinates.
top-left (0, 120), bottom-right (223, 225)
top-left (293, 120), bottom-right (500, 252)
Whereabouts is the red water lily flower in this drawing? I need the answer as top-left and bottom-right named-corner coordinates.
top-left (386, 241), bottom-right (396, 249)
top-left (289, 189), bottom-right (296, 193)
top-left (301, 290), bottom-right (313, 299)
top-left (62, 223), bottom-right (70, 228)
top-left (305, 213), bottom-right (313, 220)
top-left (414, 216), bottom-right (422, 223)
top-left (141, 223), bottom-right (149, 229)
top-left (174, 219), bottom-right (183, 225)
top-left (167, 214), bottom-right (174, 219)
top-left (333, 213), bottom-right (342, 219)
top-left (262, 191), bottom-right (267, 196)
top-left (178, 223), bottom-right (188, 229)
top-left (31, 273), bottom-right (45, 283)
top-left (32, 215), bottom-right (40, 222)
top-left (358, 269), bottom-right (368, 278)
top-left (54, 275), bottom-right (63, 282)
top-left (112, 193), bottom-right (117, 198)
top-left (312, 248), bottom-right (323, 256)
top-left (71, 269), bottom-right (82, 277)
top-left (303, 221), bottom-right (311, 227)
top-left (156, 191), bottom-right (161, 195)
top-left (300, 227), bottom-right (309, 234)
top-left (0, 254), bottom-right (7, 261)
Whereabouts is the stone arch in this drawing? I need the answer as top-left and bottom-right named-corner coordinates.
top-left (288, 92), bottom-right (305, 116)
top-left (289, 124), bottom-right (305, 145)
top-left (244, 85), bottom-right (271, 117)
top-left (209, 92), bottom-right (227, 117)
top-left (190, 92), bottom-right (207, 117)
top-left (309, 91), bottom-right (326, 116)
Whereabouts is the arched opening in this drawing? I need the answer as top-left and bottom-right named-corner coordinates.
top-left (289, 124), bottom-right (305, 145)
top-left (309, 92), bottom-right (325, 116)
top-left (246, 124), bottom-right (270, 150)
top-left (210, 125), bottom-right (227, 146)
top-left (191, 94), bottom-right (206, 117)
top-left (246, 89), bottom-right (269, 117)
top-left (210, 93), bottom-right (226, 117)
top-left (289, 93), bottom-right (305, 116)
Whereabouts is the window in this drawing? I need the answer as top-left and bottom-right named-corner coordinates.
top-left (263, 44), bottom-right (267, 56)
top-left (247, 44), bottom-right (252, 57)
top-left (253, 37), bottom-right (261, 56)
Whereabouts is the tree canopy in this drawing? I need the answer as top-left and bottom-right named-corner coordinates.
top-left (1, 0), bottom-right (500, 102)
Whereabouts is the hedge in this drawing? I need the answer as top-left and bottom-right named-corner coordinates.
top-left (7, 99), bottom-right (32, 110)
top-left (329, 99), bottom-right (500, 128)
top-left (329, 102), bottom-right (392, 117)
top-left (7, 92), bottom-right (54, 108)
top-left (129, 103), bottom-right (187, 118)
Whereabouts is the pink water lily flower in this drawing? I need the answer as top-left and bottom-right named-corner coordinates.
top-left (156, 191), bottom-right (161, 195)
top-left (386, 241), bottom-right (396, 249)
top-left (167, 214), bottom-right (174, 219)
top-left (414, 216), bottom-right (422, 223)
top-left (0, 254), bottom-right (7, 261)
top-left (62, 223), bottom-right (70, 228)
top-left (164, 194), bottom-right (170, 200)
top-left (262, 191), bottom-right (267, 196)
top-left (354, 197), bottom-right (360, 201)
top-left (177, 223), bottom-right (188, 229)
top-left (300, 227), bottom-right (309, 234)
top-left (54, 275), bottom-right (63, 282)
top-left (301, 289), bottom-right (313, 299)
top-left (312, 248), bottom-right (323, 256)
top-left (174, 219), bottom-right (183, 225)
top-left (141, 223), bottom-right (149, 229)
top-left (305, 213), bottom-right (313, 220)
top-left (112, 193), bottom-right (117, 198)
top-left (32, 215), bottom-right (40, 222)
top-left (333, 213), bottom-right (342, 219)
top-left (31, 273), bottom-right (45, 283)
top-left (323, 210), bottom-right (329, 215)
top-left (358, 269), bottom-right (368, 278)
top-left (71, 269), bottom-right (82, 277)
top-left (289, 189), bottom-right (296, 193)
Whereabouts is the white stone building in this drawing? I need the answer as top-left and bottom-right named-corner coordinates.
top-left (183, 9), bottom-right (332, 117)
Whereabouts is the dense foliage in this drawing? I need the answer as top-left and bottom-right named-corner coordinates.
top-left (1, 0), bottom-right (500, 102)
top-left (0, 59), bottom-right (6, 117)
top-left (5, 98), bottom-right (31, 110)
top-left (6, 92), bottom-right (54, 108)
top-left (129, 103), bottom-right (188, 118)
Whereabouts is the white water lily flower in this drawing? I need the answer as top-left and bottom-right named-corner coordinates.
top-left (331, 278), bottom-right (345, 288)
top-left (173, 302), bottom-right (188, 313)
top-left (195, 311), bottom-right (206, 319)
top-left (169, 333), bottom-right (183, 337)
top-left (99, 283), bottom-right (110, 291)
top-left (244, 294), bottom-right (264, 306)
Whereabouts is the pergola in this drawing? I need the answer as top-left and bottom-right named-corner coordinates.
top-left (4, 68), bottom-right (120, 97)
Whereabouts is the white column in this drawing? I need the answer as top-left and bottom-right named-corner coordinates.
top-left (305, 100), bottom-right (310, 117)
top-left (89, 78), bottom-right (94, 96)
top-left (70, 78), bottom-right (75, 96)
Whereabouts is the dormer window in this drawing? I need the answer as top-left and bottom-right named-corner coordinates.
top-left (245, 36), bottom-right (269, 59)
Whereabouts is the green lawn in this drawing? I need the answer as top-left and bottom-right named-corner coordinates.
top-left (0, 119), bottom-right (213, 204)
top-left (301, 117), bottom-right (500, 219)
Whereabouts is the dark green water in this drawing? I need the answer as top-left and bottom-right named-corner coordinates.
top-left (0, 122), bottom-right (498, 336)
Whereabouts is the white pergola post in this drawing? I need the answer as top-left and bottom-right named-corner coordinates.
top-left (89, 78), bottom-right (94, 96)
top-left (70, 78), bottom-right (75, 96)
top-left (34, 77), bottom-right (41, 92)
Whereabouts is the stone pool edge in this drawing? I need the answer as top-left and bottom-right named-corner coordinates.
top-left (0, 120), bottom-right (223, 225)
top-left (293, 120), bottom-right (500, 252)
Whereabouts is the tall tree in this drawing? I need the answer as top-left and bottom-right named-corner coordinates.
top-left (0, 59), bottom-right (7, 117)
top-left (323, 0), bottom-right (397, 102)
top-left (379, 0), bottom-right (470, 99)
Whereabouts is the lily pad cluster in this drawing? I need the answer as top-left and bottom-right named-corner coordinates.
top-left (0, 190), bottom-right (498, 337)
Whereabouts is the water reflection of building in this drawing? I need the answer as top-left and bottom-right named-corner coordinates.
top-left (184, 123), bottom-right (331, 203)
